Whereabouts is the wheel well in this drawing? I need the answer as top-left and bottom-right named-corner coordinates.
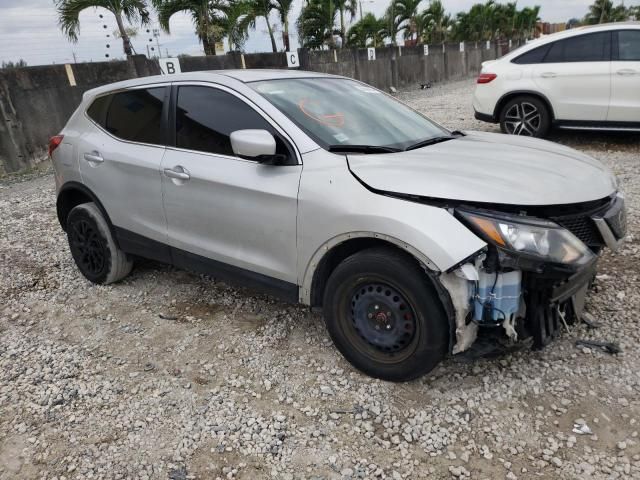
top-left (494, 92), bottom-right (554, 121)
top-left (310, 238), bottom-right (426, 308)
top-left (56, 183), bottom-right (114, 239)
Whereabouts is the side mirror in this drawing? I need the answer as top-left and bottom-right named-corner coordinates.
top-left (230, 129), bottom-right (286, 165)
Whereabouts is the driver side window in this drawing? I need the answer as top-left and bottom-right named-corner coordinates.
top-left (175, 86), bottom-right (291, 161)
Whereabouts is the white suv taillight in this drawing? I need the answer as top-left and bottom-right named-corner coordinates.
top-left (477, 73), bottom-right (497, 84)
top-left (48, 135), bottom-right (64, 157)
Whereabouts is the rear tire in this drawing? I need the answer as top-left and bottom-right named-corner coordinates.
top-left (323, 248), bottom-right (449, 382)
top-left (499, 95), bottom-right (551, 138)
top-left (66, 203), bottom-right (133, 284)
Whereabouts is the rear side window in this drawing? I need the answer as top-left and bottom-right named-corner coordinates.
top-left (512, 44), bottom-right (551, 64)
top-left (544, 32), bottom-right (611, 63)
top-left (175, 86), bottom-right (279, 158)
top-left (86, 95), bottom-right (111, 127)
top-left (618, 30), bottom-right (640, 61)
top-left (99, 88), bottom-right (165, 144)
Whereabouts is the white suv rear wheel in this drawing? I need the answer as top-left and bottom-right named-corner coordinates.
top-left (499, 95), bottom-right (551, 138)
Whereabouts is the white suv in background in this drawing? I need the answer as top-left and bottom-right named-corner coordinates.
top-left (473, 23), bottom-right (640, 137)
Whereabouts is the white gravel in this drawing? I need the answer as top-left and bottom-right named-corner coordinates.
top-left (1, 79), bottom-right (639, 480)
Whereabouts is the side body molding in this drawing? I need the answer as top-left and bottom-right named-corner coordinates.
top-left (297, 149), bottom-right (487, 305)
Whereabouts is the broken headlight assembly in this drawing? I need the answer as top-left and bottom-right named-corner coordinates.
top-left (457, 209), bottom-right (596, 268)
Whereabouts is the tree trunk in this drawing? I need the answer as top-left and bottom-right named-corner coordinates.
top-left (202, 35), bottom-right (216, 55)
top-left (199, 11), bottom-right (217, 56)
top-left (339, 8), bottom-right (345, 47)
top-left (114, 11), bottom-right (133, 56)
top-left (265, 16), bottom-right (278, 52)
top-left (283, 17), bottom-right (290, 51)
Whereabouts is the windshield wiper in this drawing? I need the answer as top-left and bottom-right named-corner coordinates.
top-left (328, 144), bottom-right (402, 154)
top-left (404, 135), bottom-right (456, 151)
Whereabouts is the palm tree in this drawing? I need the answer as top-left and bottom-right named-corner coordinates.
top-left (272, 0), bottom-right (293, 50)
top-left (298, 0), bottom-right (338, 49)
top-left (346, 12), bottom-right (386, 47)
top-left (154, 0), bottom-right (228, 55)
top-left (240, 0), bottom-right (279, 52)
top-left (335, 0), bottom-right (357, 46)
top-left (493, 1), bottom-right (517, 39)
top-left (55, 0), bottom-right (150, 57)
top-left (516, 6), bottom-right (540, 40)
top-left (418, 0), bottom-right (450, 44)
top-left (223, 1), bottom-right (253, 51)
top-left (383, 3), bottom-right (401, 45)
top-left (584, 0), bottom-right (629, 24)
top-left (392, 0), bottom-right (422, 42)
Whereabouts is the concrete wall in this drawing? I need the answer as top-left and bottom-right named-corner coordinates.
top-left (0, 41), bottom-right (511, 174)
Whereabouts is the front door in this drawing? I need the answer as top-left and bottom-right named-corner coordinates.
top-left (608, 30), bottom-right (640, 122)
top-left (161, 84), bottom-right (302, 289)
top-left (532, 31), bottom-right (611, 121)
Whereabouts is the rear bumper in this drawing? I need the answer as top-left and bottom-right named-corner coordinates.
top-left (474, 110), bottom-right (496, 123)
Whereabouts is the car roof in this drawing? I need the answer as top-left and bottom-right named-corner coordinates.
top-left (502, 21), bottom-right (640, 60)
top-left (82, 69), bottom-right (342, 101)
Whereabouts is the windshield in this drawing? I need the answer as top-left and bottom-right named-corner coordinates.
top-left (250, 78), bottom-right (449, 151)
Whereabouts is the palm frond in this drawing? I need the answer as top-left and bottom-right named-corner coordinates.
top-left (55, 0), bottom-right (111, 42)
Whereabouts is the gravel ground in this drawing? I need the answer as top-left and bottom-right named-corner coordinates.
top-left (1, 79), bottom-right (639, 480)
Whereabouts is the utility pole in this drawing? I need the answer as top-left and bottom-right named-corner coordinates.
top-left (153, 29), bottom-right (162, 58)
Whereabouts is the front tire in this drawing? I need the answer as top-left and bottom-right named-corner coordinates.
top-left (66, 203), bottom-right (133, 284)
top-left (499, 95), bottom-right (551, 138)
top-left (323, 248), bottom-right (449, 382)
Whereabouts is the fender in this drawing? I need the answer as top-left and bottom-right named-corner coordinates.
top-left (493, 90), bottom-right (556, 121)
top-left (299, 231), bottom-right (440, 305)
top-left (56, 181), bottom-right (118, 243)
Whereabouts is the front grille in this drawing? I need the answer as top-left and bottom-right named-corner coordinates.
top-left (553, 215), bottom-right (604, 247)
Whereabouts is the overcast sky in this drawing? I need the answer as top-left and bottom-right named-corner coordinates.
top-left (0, 0), bottom-right (635, 66)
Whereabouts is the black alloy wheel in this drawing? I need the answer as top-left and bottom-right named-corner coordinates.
top-left (69, 218), bottom-right (107, 278)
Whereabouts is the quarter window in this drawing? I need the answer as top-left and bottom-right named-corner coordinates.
top-left (86, 94), bottom-right (111, 127)
top-left (618, 31), bottom-right (640, 61)
top-left (175, 86), bottom-right (286, 159)
top-left (512, 44), bottom-right (551, 64)
top-left (544, 32), bottom-right (610, 63)
top-left (101, 88), bottom-right (165, 144)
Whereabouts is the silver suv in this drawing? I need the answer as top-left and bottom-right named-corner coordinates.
top-left (51, 70), bottom-right (626, 381)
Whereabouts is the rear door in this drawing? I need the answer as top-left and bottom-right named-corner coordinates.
top-left (532, 31), bottom-right (611, 121)
top-left (161, 83), bottom-right (302, 289)
top-left (608, 30), bottom-right (640, 122)
top-left (80, 86), bottom-right (169, 247)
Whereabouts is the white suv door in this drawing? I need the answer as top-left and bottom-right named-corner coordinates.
top-left (608, 29), bottom-right (640, 122)
top-left (531, 31), bottom-right (611, 121)
top-left (160, 84), bottom-right (301, 287)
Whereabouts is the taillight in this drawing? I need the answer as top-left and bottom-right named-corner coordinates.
top-left (477, 73), bottom-right (497, 84)
top-left (48, 135), bottom-right (64, 157)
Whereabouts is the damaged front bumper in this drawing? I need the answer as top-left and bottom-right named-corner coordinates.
top-left (440, 193), bottom-right (626, 354)
top-left (522, 257), bottom-right (598, 348)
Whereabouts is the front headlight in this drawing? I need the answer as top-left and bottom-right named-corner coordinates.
top-left (458, 209), bottom-right (595, 266)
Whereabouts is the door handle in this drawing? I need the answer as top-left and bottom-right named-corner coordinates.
top-left (540, 72), bottom-right (557, 78)
top-left (83, 152), bottom-right (104, 163)
top-left (163, 167), bottom-right (190, 181)
top-left (617, 68), bottom-right (637, 76)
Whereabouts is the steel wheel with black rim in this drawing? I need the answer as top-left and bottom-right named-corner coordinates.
top-left (499, 95), bottom-right (551, 138)
top-left (323, 248), bottom-right (450, 382)
top-left (66, 203), bottom-right (133, 284)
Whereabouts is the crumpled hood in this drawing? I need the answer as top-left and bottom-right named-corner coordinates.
top-left (348, 131), bottom-right (616, 206)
